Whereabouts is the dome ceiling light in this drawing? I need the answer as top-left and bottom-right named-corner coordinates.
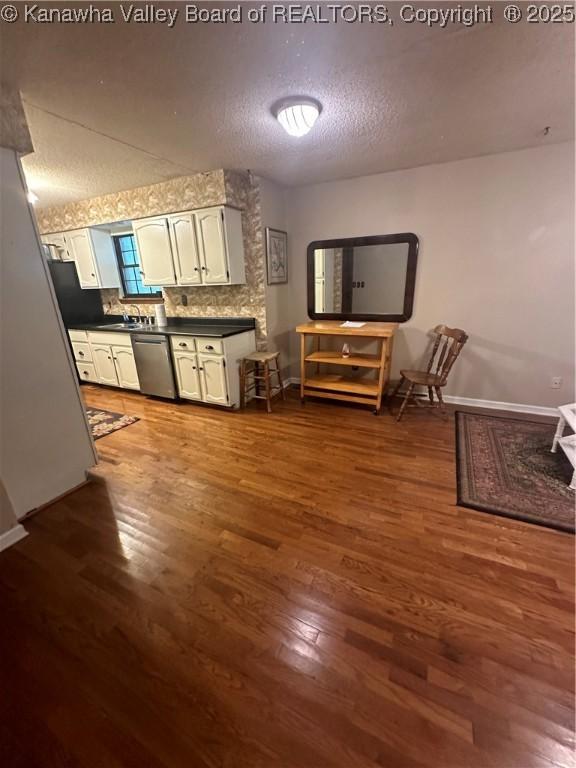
top-left (273, 97), bottom-right (322, 137)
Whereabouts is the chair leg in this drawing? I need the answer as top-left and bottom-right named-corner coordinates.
top-left (264, 361), bottom-right (272, 413)
top-left (239, 360), bottom-right (246, 409)
top-left (276, 357), bottom-right (286, 400)
top-left (427, 386), bottom-right (434, 406)
top-left (434, 386), bottom-right (447, 417)
top-left (396, 382), bottom-right (415, 422)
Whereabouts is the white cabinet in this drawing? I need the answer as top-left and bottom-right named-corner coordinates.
top-left (92, 344), bottom-right (119, 386)
top-left (168, 212), bottom-right (202, 285)
top-left (41, 232), bottom-right (72, 261)
top-left (67, 229), bottom-right (99, 288)
top-left (131, 206), bottom-right (245, 287)
top-left (198, 354), bottom-right (228, 405)
top-left (170, 330), bottom-right (255, 408)
top-left (112, 346), bottom-right (139, 390)
top-left (76, 362), bottom-right (98, 383)
top-left (46, 228), bottom-right (120, 289)
top-left (70, 331), bottom-right (140, 391)
top-left (132, 216), bottom-right (176, 286)
top-left (195, 207), bottom-right (229, 284)
top-left (172, 352), bottom-right (203, 400)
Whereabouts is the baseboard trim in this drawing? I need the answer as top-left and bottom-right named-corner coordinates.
top-left (0, 524), bottom-right (28, 554)
top-left (285, 378), bottom-right (557, 417)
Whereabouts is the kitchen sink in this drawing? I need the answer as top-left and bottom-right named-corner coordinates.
top-left (96, 322), bottom-right (144, 330)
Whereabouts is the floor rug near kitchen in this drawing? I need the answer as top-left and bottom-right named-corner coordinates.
top-left (455, 411), bottom-right (574, 533)
top-left (86, 408), bottom-right (139, 440)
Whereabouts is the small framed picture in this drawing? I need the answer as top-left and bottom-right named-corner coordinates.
top-left (266, 228), bottom-right (288, 284)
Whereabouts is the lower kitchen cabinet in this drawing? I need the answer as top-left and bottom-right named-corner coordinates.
top-left (76, 362), bottom-right (98, 383)
top-left (92, 345), bottom-right (121, 387)
top-left (198, 353), bottom-right (228, 405)
top-left (112, 346), bottom-right (139, 389)
top-left (69, 330), bottom-right (140, 391)
top-left (172, 351), bottom-right (203, 400)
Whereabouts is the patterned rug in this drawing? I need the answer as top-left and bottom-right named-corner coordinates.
top-left (86, 408), bottom-right (139, 440)
top-left (455, 411), bottom-right (574, 533)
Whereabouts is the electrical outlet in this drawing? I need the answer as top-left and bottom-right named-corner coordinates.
top-left (551, 377), bottom-right (562, 390)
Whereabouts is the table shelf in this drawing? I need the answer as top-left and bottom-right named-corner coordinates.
top-left (305, 351), bottom-right (382, 369)
top-left (304, 374), bottom-right (380, 397)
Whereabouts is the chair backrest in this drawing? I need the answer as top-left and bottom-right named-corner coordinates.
top-left (426, 325), bottom-right (468, 385)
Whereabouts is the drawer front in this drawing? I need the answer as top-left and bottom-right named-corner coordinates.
top-left (76, 362), bottom-right (98, 383)
top-left (69, 329), bottom-right (88, 342)
top-left (87, 331), bottom-right (133, 347)
top-left (170, 335), bottom-right (196, 353)
top-left (72, 341), bottom-right (92, 362)
top-left (196, 337), bottom-right (223, 355)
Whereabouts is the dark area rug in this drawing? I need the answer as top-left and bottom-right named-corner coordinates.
top-left (86, 408), bottom-right (139, 440)
top-left (455, 411), bottom-right (574, 533)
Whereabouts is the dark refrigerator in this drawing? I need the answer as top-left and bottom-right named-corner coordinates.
top-left (48, 261), bottom-right (105, 326)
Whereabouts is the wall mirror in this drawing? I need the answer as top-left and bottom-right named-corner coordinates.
top-left (307, 233), bottom-right (419, 322)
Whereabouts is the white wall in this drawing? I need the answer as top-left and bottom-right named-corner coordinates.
top-left (0, 147), bottom-right (97, 520)
top-left (259, 176), bottom-right (292, 375)
top-left (285, 143), bottom-right (575, 408)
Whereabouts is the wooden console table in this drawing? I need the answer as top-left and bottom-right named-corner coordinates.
top-left (296, 321), bottom-right (397, 414)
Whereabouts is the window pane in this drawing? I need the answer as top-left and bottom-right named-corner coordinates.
top-left (114, 233), bottom-right (161, 297)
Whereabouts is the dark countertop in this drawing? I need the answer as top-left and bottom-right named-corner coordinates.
top-left (69, 317), bottom-right (256, 339)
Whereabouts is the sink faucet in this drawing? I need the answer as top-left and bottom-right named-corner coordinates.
top-left (128, 304), bottom-right (143, 324)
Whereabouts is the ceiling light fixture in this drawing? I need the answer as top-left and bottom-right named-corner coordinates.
top-left (27, 190), bottom-right (39, 205)
top-left (273, 97), bottom-right (321, 137)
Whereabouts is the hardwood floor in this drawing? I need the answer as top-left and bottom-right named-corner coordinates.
top-left (1, 385), bottom-right (574, 768)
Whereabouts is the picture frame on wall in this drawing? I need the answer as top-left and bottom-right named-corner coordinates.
top-left (265, 228), bottom-right (288, 285)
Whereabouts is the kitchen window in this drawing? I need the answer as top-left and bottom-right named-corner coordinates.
top-left (113, 234), bottom-right (162, 298)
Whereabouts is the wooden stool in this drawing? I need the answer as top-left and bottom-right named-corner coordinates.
top-left (239, 351), bottom-right (285, 413)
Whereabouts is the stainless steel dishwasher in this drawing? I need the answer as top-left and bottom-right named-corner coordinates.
top-left (131, 334), bottom-right (177, 399)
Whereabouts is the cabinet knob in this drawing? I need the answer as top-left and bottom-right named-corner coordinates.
top-left (83, 371), bottom-right (88, 376)
top-left (192, 366), bottom-right (196, 370)
top-left (205, 345), bottom-right (214, 351)
top-left (179, 342), bottom-right (187, 347)
top-left (140, 270), bottom-right (145, 276)
top-left (107, 356), bottom-right (111, 360)
top-left (199, 367), bottom-right (204, 371)
top-left (194, 267), bottom-right (199, 271)
top-left (201, 266), bottom-right (206, 271)
top-left (91, 273), bottom-right (95, 277)
top-left (78, 350), bottom-right (84, 356)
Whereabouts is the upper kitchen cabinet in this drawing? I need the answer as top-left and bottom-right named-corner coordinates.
top-left (168, 211), bottom-right (202, 285)
top-left (135, 206), bottom-right (245, 288)
top-left (132, 216), bottom-right (177, 286)
top-left (195, 207), bottom-right (245, 285)
top-left (43, 228), bottom-right (120, 289)
top-left (41, 232), bottom-right (72, 262)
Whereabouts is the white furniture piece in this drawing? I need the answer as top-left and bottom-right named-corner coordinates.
top-left (551, 403), bottom-right (576, 490)
top-left (42, 228), bottom-right (120, 289)
top-left (133, 206), bottom-right (245, 287)
top-left (69, 330), bottom-right (140, 390)
top-left (170, 330), bottom-right (255, 408)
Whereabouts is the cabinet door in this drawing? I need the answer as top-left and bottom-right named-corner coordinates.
top-left (196, 207), bottom-right (229, 284)
top-left (41, 233), bottom-right (71, 261)
top-left (91, 345), bottom-right (119, 386)
top-left (132, 217), bottom-right (176, 286)
top-left (112, 346), bottom-right (140, 390)
top-left (169, 213), bottom-right (202, 285)
top-left (173, 352), bottom-right (202, 400)
top-left (198, 354), bottom-right (228, 405)
top-left (67, 229), bottom-right (99, 288)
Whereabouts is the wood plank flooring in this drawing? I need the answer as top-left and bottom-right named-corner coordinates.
top-left (1, 385), bottom-right (574, 768)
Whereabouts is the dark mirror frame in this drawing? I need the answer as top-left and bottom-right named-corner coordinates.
top-left (307, 232), bottom-right (419, 323)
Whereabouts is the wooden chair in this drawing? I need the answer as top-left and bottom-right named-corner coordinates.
top-left (239, 351), bottom-right (285, 413)
top-left (390, 325), bottom-right (468, 422)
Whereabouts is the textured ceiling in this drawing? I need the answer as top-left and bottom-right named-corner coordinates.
top-left (1, 3), bottom-right (573, 207)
